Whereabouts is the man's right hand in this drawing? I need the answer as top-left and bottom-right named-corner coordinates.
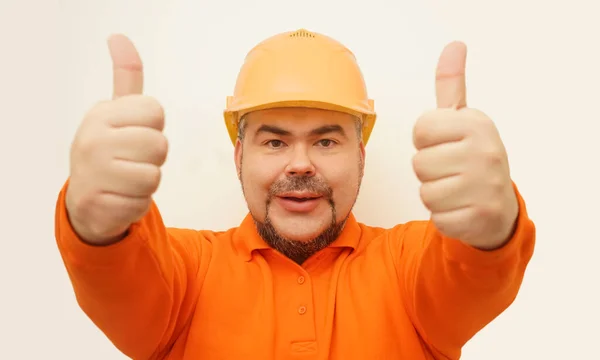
top-left (65, 34), bottom-right (168, 245)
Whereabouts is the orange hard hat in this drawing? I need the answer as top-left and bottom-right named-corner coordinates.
top-left (223, 28), bottom-right (377, 145)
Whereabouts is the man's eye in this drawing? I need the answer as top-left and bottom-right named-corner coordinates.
top-left (267, 140), bottom-right (285, 148)
top-left (317, 139), bottom-right (335, 147)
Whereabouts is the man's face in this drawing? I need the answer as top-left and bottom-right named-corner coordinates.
top-left (234, 107), bottom-right (366, 263)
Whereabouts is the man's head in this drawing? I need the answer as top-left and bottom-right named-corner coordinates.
top-left (224, 29), bottom-right (376, 262)
top-left (234, 107), bottom-right (365, 263)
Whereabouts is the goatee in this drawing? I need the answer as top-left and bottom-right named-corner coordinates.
top-left (253, 176), bottom-right (348, 265)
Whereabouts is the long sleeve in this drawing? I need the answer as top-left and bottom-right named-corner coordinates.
top-left (54, 181), bottom-right (208, 360)
top-left (392, 183), bottom-right (536, 359)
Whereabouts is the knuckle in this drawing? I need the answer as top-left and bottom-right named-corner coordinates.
top-left (143, 131), bottom-right (168, 165)
top-left (461, 108), bottom-right (488, 122)
top-left (419, 184), bottom-right (434, 209)
top-left (125, 197), bottom-right (152, 219)
top-left (137, 198), bottom-right (152, 214)
top-left (468, 108), bottom-right (489, 120)
top-left (412, 152), bottom-right (429, 181)
top-left (489, 201), bottom-right (504, 217)
top-left (71, 132), bottom-right (108, 165)
top-left (65, 187), bottom-right (92, 218)
top-left (413, 109), bottom-right (443, 149)
top-left (120, 95), bottom-right (165, 129)
top-left (86, 220), bottom-right (113, 240)
top-left (143, 166), bottom-right (162, 194)
top-left (412, 152), bottom-right (423, 175)
top-left (474, 207), bottom-right (494, 224)
top-left (475, 114), bottom-right (497, 133)
top-left (142, 96), bottom-right (165, 129)
top-left (412, 119), bottom-right (430, 149)
top-left (461, 109), bottom-right (493, 136)
top-left (475, 201), bottom-right (501, 220)
top-left (481, 147), bottom-right (505, 168)
top-left (155, 134), bottom-right (169, 161)
top-left (411, 153), bottom-right (420, 173)
top-left (141, 95), bottom-right (162, 112)
top-left (489, 174), bottom-right (507, 193)
top-left (431, 214), bottom-right (450, 235)
top-left (72, 135), bottom-right (96, 157)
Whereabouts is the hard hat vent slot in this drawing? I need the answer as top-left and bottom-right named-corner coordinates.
top-left (289, 29), bottom-right (315, 38)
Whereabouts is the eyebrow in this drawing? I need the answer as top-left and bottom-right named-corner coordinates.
top-left (255, 124), bottom-right (347, 138)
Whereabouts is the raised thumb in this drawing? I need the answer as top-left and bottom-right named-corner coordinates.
top-left (107, 34), bottom-right (144, 99)
top-left (435, 41), bottom-right (467, 109)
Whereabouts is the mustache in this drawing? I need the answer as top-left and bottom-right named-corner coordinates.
top-left (268, 176), bottom-right (333, 199)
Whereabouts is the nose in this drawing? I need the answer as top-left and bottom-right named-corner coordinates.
top-left (285, 146), bottom-right (316, 177)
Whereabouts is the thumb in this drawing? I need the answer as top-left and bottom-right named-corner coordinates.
top-left (107, 34), bottom-right (144, 99)
top-left (435, 41), bottom-right (467, 109)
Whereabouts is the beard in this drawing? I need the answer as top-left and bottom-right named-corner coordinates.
top-left (254, 175), bottom-right (349, 264)
top-left (239, 150), bottom-right (364, 265)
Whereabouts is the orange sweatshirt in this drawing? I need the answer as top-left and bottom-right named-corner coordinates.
top-left (55, 181), bottom-right (535, 360)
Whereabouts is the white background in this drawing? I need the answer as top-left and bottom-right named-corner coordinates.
top-left (1, 0), bottom-right (599, 359)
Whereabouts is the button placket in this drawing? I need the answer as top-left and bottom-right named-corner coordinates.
top-left (295, 273), bottom-right (309, 317)
top-left (288, 271), bottom-right (317, 353)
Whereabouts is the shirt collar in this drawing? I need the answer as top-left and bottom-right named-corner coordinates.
top-left (233, 213), bottom-right (362, 261)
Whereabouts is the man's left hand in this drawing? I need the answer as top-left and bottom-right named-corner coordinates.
top-left (411, 41), bottom-right (519, 250)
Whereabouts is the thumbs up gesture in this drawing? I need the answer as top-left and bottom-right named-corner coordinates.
top-left (412, 42), bottom-right (519, 250)
top-left (65, 34), bottom-right (168, 245)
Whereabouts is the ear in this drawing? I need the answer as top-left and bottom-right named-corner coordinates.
top-left (234, 138), bottom-right (243, 180)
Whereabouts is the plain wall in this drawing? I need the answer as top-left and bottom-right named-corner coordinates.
top-left (1, 0), bottom-right (599, 358)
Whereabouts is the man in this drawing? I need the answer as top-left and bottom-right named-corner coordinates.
top-left (55, 29), bottom-right (535, 360)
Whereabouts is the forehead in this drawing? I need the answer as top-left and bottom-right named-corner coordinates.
top-left (243, 107), bottom-right (356, 131)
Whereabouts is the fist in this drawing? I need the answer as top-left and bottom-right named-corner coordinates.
top-left (412, 42), bottom-right (518, 249)
top-left (66, 34), bottom-right (168, 244)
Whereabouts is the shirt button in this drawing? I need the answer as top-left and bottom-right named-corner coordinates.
top-left (298, 306), bottom-right (307, 315)
top-left (297, 276), bottom-right (305, 284)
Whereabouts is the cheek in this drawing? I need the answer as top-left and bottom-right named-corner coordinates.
top-left (319, 159), bottom-right (362, 198)
top-left (242, 155), bottom-right (284, 194)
